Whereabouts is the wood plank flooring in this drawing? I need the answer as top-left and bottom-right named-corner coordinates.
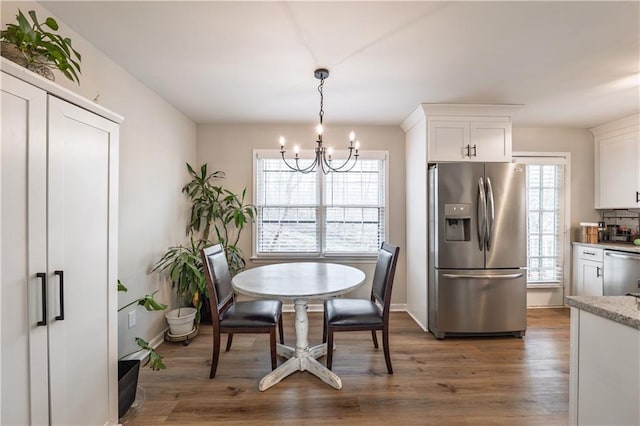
top-left (128, 308), bottom-right (569, 425)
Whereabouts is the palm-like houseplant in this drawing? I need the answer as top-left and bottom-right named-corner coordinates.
top-left (153, 163), bottom-right (256, 326)
top-left (1, 9), bottom-right (81, 83)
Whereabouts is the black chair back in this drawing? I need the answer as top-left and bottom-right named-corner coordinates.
top-left (202, 244), bottom-right (234, 319)
top-left (371, 242), bottom-right (400, 313)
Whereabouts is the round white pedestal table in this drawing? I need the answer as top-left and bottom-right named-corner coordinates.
top-left (232, 262), bottom-right (365, 391)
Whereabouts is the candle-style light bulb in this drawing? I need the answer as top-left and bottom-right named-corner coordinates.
top-left (355, 141), bottom-right (361, 151)
top-left (293, 145), bottom-right (300, 155)
top-left (316, 124), bottom-right (323, 136)
top-left (279, 136), bottom-right (285, 149)
top-left (327, 147), bottom-right (334, 156)
top-left (349, 131), bottom-right (355, 142)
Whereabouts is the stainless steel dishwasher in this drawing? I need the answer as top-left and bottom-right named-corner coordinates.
top-left (603, 250), bottom-right (640, 295)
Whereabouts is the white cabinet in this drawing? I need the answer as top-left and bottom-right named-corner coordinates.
top-left (572, 245), bottom-right (603, 296)
top-left (429, 118), bottom-right (511, 162)
top-left (402, 104), bottom-right (520, 164)
top-left (1, 63), bottom-right (121, 425)
top-left (569, 308), bottom-right (640, 425)
top-left (592, 114), bottom-right (640, 209)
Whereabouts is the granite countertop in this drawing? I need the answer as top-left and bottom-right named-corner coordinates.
top-left (565, 296), bottom-right (640, 330)
top-left (572, 241), bottom-right (640, 254)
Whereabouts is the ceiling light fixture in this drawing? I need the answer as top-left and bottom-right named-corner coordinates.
top-left (279, 68), bottom-right (360, 174)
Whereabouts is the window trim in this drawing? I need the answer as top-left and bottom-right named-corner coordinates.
top-left (513, 152), bottom-right (571, 292)
top-left (251, 149), bottom-right (389, 260)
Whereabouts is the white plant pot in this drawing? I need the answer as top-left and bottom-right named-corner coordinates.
top-left (165, 307), bottom-right (197, 336)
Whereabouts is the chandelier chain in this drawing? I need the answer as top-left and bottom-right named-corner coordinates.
top-left (318, 76), bottom-right (324, 125)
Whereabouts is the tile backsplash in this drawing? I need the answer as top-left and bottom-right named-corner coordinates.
top-left (600, 209), bottom-right (640, 242)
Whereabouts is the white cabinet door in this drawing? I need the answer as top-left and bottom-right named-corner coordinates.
top-left (595, 124), bottom-right (640, 209)
top-left (428, 120), bottom-right (469, 161)
top-left (470, 121), bottom-right (511, 162)
top-left (580, 260), bottom-right (603, 296)
top-left (1, 73), bottom-right (49, 425)
top-left (47, 96), bottom-right (119, 425)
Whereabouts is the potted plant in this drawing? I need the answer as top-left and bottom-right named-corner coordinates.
top-left (153, 163), bottom-right (256, 327)
top-left (117, 280), bottom-right (167, 419)
top-left (1, 9), bottom-right (82, 83)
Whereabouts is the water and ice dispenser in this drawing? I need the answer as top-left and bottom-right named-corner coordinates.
top-left (444, 203), bottom-right (471, 241)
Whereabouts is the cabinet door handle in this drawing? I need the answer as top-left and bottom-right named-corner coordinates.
top-left (472, 144), bottom-right (477, 157)
top-left (596, 266), bottom-right (601, 278)
top-left (636, 191), bottom-right (639, 203)
top-left (465, 144), bottom-right (471, 157)
top-left (54, 270), bottom-right (65, 320)
top-left (583, 251), bottom-right (596, 256)
top-left (36, 273), bottom-right (47, 326)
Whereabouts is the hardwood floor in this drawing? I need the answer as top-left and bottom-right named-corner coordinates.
top-left (129, 308), bottom-right (570, 425)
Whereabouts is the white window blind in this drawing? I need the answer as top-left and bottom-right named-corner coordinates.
top-left (516, 156), bottom-right (567, 284)
top-left (255, 150), bottom-right (386, 256)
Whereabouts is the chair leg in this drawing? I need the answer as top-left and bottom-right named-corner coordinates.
top-left (225, 333), bottom-right (233, 351)
top-left (382, 326), bottom-right (393, 374)
top-left (278, 315), bottom-right (284, 344)
top-left (371, 330), bottom-right (379, 348)
top-left (326, 328), bottom-right (334, 370)
top-left (322, 317), bottom-right (327, 343)
top-left (210, 332), bottom-right (221, 379)
top-left (270, 328), bottom-right (277, 370)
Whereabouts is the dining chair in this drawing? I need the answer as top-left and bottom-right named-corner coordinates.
top-left (323, 242), bottom-right (400, 374)
top-left (201, 244), bottom-right (284, 379)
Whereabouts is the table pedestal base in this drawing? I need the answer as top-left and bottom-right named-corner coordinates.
top-left (258, 298), bottom-right (342, 391)
top-left (259, 343), bottom-right (341, 391)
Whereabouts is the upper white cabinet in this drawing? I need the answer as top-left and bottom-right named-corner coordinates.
top-left (592, 114), bottom-right (640, 209)
top-left (403, 104), bottom-right (521, 163)
top-left (1, 59), bottom-right (122, 425)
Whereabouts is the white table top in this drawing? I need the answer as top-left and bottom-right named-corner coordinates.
top-left (233, 262), bottom-right (366, 300)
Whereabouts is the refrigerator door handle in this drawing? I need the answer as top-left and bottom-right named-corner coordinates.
top-left (477, 177), bottom-right (486, 251)
top-left (442, 273), bottom-right (524, 280)
top-left (485, 177), bottom-right (495, 250)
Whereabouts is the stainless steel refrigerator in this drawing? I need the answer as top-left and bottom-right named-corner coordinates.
top-left (428, 162), bottom-right (527, 339)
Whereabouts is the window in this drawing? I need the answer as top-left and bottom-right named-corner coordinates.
top-left (254, 150), bottom-right (387, 257)
top-left (515, 154), bottom-right (569, 285)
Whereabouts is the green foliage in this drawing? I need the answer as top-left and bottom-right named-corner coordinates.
top-left (1, 9), bottom-right (82, 83)
top-left (151, 237), bottom-right (207, 323)
top-left (183, 163), bottom-right (256, 276)
top-left (153, 163), bottom-right (256, 327)
top-left (118, 280), bottom-right (166, 370)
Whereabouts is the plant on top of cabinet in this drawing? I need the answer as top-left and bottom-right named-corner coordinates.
top-left (1, 9), bottom-right (81, 83)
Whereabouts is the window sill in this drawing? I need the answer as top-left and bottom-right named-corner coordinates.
top-left (527, 283), bottom-right (564, 289)
top-left (249, 255), bottom-right (378, 264)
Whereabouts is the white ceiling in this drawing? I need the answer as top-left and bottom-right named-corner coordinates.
top-left (42, 1), bottom-right (639, 128)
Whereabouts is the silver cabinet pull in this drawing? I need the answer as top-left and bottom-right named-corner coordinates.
top-left (443, 273), bottom-right (524, 280)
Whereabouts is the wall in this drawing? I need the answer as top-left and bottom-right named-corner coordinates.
top-left (196, 124), bottom-right (407, 307)
top-left (1, 3), bottom-right (197, 357)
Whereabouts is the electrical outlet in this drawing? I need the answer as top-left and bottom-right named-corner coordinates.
top-left (128, 310), bottom-right (136, 329)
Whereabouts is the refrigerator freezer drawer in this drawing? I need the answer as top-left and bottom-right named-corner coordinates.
top-left (429, 269), bottom-right (527, 339)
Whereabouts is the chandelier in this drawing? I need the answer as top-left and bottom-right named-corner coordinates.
top-left (279, 68), bottom-right (360, 174)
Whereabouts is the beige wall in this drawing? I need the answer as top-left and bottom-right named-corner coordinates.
top-left (2, 2), bottom-right (198, 356)
top-left (196, 124), bottom-right (407, 305)
top-left (513, 128), bottom-right (600, 238)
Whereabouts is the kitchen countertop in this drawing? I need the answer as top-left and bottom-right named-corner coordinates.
top-left (572, 241), bottom-right (640, 254)
top-left (565, 295), bottom-right (640, 330)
